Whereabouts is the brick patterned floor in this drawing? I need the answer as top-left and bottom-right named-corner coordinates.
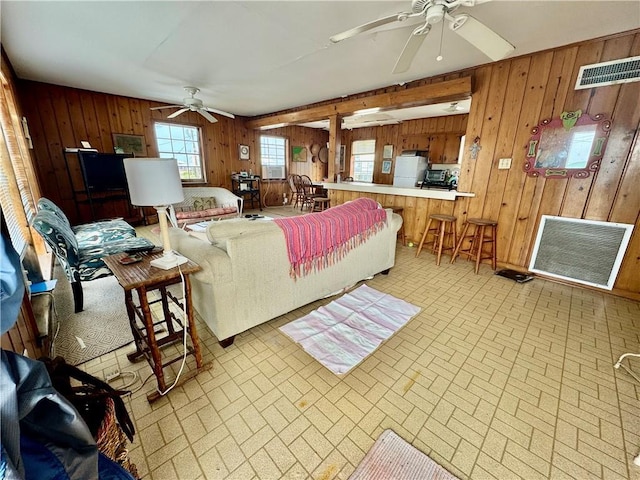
top-left (83, 240), bottom-right (640, 479)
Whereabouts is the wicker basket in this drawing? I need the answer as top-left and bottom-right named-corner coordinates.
top-left (96, 397), bottom-right (139, 479)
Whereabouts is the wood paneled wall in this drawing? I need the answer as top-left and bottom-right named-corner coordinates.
top-left (257, 125), bottom-right (329, 206)
top-left (18, 82), bottom-right (328, 221)
top-left (452, 31), bottom-right (640, 298)
top-left (341, 115), bottom-right (468, 183)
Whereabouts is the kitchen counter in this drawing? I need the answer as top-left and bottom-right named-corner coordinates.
top-left (321, 182), bottom-right (474, 201)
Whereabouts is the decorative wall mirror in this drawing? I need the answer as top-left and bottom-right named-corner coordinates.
top-left (523, 111), bottom-right (611, 178)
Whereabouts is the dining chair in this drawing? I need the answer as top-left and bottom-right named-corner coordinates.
top-left (299, 175), bottom-right (324, 210)
top-left (288, 174), bottom-right (304, 208)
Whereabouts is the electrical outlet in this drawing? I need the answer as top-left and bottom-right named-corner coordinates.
top-left (105, 369), bottom-right (121, 382)
top-left (498, 158), bottom-right (512, 169)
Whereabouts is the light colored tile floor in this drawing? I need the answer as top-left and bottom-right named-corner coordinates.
top-left (87, 217), bottom-right (640, 480)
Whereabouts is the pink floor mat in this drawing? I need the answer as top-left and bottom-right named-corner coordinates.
top-left (280, 284), bottom-right (421, 375)
top-left (349, 430), bottom-right (459, 480)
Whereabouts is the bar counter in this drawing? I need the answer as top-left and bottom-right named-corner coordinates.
top-left (321, 182), bottom-right (475, 201)
top-left (320, 181), bottom-right (475, 244)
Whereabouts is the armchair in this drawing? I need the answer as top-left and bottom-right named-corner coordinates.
top-left (32, 198), bottom-right (154, 312)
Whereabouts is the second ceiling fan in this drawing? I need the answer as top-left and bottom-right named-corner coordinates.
top-left (150, 86), bottom-right (235, 123)
top-left (330, 0), bottom-right (515, 74)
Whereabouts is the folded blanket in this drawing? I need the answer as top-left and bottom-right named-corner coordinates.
top-left (274, 197), bottom-right (387, 278)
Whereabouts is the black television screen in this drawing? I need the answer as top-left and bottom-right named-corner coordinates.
top-left (78, 153), bottom-right (129, 191)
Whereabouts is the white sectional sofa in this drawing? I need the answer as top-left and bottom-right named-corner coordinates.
top-left (169, 203), bottom-right (402, 346)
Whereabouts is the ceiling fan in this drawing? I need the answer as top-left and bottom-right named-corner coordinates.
top-left (330, 0), bottom-right (515, 74)
top-left (150, 86), bottom-right (235, 123)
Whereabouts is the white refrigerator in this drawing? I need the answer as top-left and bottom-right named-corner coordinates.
top-left (392, 155), bottom-right (428, 187)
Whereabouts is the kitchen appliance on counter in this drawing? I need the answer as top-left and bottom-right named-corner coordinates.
top-left (392, 155), bottom-right (428, 188)
top-left (420, 169), bottom-right (458, 190)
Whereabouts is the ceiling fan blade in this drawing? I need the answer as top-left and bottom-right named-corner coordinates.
top-left (166, 108), bottom-right (189, 119)
top-left (198, 109), bottom-right (218, 123)
top-left (330, 13), bottom-right (408, 43)
top-left (150, 105), bottom-right (182, 111)
top-left (449, 14), bottom-right (514, 61)
top-left (203, 107), bottom-right (235, 119)
top-left (392, 28), bottom-right (429, 74)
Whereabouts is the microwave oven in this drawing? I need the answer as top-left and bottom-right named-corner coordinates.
top-left (425, 170), bottom-right (446, 182)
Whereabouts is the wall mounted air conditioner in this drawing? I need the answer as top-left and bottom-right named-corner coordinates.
top-left (529, 216), bottom-right (634, 290)
top-left (262, 165), bottom-right (285, 179)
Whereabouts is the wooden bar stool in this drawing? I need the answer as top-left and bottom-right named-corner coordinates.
top-left (312, 197), bottom-right (330, 212)
top-left (450, 218), bottom-right (497, 274)
top-left (416, 214), bottom-right (457, 265)
top-left (382, 206), bottom-right (406, 246)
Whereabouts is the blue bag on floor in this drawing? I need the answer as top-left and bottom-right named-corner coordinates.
top-left (1, 225), bottom-right (135, 480)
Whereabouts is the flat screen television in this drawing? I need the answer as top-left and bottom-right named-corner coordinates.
top-left (78, 152), bottom-right (130, 192)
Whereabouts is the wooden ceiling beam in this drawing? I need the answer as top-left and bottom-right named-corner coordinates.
top-left (245, 77), bottom-right (472, 130)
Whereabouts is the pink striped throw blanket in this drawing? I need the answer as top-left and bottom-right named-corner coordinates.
top-left (274, 197), bottom-right (387, 278)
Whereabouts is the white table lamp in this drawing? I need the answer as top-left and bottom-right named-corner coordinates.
top-left (124, 158), bottom-right (188, 270)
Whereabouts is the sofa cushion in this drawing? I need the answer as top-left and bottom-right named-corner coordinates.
top-left (193, 196), bottom-right (217, 210)
top-left (206, 219), bottom-right (277, 251)
top-left (73, 219), bottom-right (136, 246)
top-left (188, 231), bottom-right (209, 243)
top-left (175, 207), bottom-right (237, 221)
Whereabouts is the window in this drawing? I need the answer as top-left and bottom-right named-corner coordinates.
top-left (0, 72), bottom-right (41, 256)
top-left (352, 139), bottom-right (376, 182)
top-left (154, 122), bottom-right (204, 182)
top-left (260, 135), bottom-right (286, 179)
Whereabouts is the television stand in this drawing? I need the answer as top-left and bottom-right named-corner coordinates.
top-left (63, 149), bottom-right (141, 223)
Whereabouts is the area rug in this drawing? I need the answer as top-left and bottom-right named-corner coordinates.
top-left (349, 430), bottom-right (459, 480)
top-left (280, 285), bottom-right (421, 374)
top-left (51, 266), bottom-right (133, 365)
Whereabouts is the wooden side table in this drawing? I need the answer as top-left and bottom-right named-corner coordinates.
top-left (103, 251), bottom-right (211, 402)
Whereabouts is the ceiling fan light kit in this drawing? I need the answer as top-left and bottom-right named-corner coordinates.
top-left (150, 86), bottom-right (235, 124)
top-left (330, 0), bottom-right (515, 74)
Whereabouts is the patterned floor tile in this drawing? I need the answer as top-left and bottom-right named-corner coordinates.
top-left (83, 236), bottom-right (640, 480)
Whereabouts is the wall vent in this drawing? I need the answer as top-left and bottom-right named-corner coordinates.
top-left (575, 56), bottom-right (640, 89)
top-left (529, 216), bottom-right (634, 290)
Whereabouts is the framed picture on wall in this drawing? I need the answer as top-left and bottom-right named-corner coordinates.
top-left (292, 146), bottom-right (307, 162)
top-left (239, 144), bottom-right (250, 160)
top-left (382, 160), bottom-right (392, 174)
top-left (112, 134), bottom-right (146, 156)
top-left (383, 144), bottom-right (394, 159)
top-left (339, 145), bottom-right (346, 172)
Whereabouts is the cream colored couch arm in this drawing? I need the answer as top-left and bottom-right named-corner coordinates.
top-left (169, 228), bottom-right (233, 284)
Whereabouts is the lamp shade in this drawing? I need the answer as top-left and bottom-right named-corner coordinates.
top-left (124, 158), bottom-right (184, 206)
